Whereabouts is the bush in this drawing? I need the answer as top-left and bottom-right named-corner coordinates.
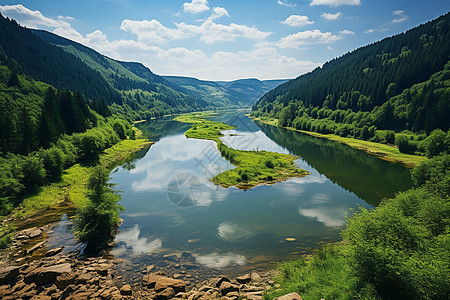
top-left (395, 135), bottom-right (411, 153)
top-left (420, 129), bottom-right (448, 158)
top-left (265, 160), bottom-right (274, 168)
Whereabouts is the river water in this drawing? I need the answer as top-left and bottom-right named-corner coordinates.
top-left (103, 110), bottom-right (412, 276)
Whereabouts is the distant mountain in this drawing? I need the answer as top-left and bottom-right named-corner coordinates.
top-left (253, 13), bottom-right (450, 140)
top-left (165, 76), bottom-right (289, 106)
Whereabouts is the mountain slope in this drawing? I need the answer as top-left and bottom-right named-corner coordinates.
top-left (252, 13), bottom-right (450, 151)
top-left (164, 76), bottom-right (289, 106)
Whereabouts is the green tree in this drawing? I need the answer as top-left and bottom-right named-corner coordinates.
top-left (74, 166), bottom-right (123, 251)
top-left (421, 129), bottom-right (447, 158)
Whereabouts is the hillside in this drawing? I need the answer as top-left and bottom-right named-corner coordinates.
top-left (252, 13), bottom-right (450, 150)
top-left (164, 76), bottom-right (288, 106)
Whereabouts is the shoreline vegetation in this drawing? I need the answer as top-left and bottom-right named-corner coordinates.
top-left (174, 112), bottom-right (309, 190)
top-left (251, 116), bottom-right (426, 168)
top-left (0, 127), bottom-right (151, 247)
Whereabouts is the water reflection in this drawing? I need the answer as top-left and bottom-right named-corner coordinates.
top-left (195, 252), bottom-right (246, 268)
top-left (107, 111), bottom-right (413, 269)
top-left (113, 224), bottom-right (162, 256)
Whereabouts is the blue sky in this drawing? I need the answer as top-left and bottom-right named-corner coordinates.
top-left (0, 0), bottom-right (448, 81)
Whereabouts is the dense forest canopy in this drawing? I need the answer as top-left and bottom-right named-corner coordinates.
top-left (252, 13), bottom-right (450, 152)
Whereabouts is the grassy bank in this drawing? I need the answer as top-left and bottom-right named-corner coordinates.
top-left (12, 128), bottom-right (152, 222)
top-left (265, 154), bottom-right (449, 299)
top-left (252, 116), bottom-right (426, 168)
top-left (175, 113), bottom-right (308, 189)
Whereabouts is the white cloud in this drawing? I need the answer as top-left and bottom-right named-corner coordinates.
top-left (321, 12), bottom-right (343, 21)
top-left (209, 7), bottom-right (230, 21)
top-left (310, 0), bottom-right (360, 7)
top-left (282, 15), bottom-right (314, 27)
top-left (277, 29), bottom-right (341, 48)
top-left (364, 29), bottom-right (374, 33)
top-left (277, 0), bottom-right (297, 7)
top-left (339, 29), bottom-right (354, 35)
top-left (217, 222), bottom-right (254, 242)
top-left (327, 46), bottom-right (334, 51)
top-left (0, 4), bottom-right (71, 29)
top-left (121, 19), bottom-right (189, 44)
top-left (183, 0), bottom-right (210, 14)
top-left (113, 224), bottom-right (162, 255)
top-left (392, 10), bottom-right (408, 23)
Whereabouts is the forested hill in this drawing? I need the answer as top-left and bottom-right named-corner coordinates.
top-left (163, 76), bottom-right (288, 106)
top-left (252, 13), bottom-right (450, 141)
top-left (0, 14), bottom-right (227, 119)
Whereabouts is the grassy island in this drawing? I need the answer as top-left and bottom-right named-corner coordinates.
top-left (175, 113), bottom-right (309, 189)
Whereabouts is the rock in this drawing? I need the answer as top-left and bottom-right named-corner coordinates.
top-left (24, 267), bottom-right (43, 284)
top-left (227, 291), bottom-right (240, 298)
top-left (156, 287), bottom-right (175, 299)
top-left (188, 291), bottom-right (204, 300)
top-left (93, 263), bottom-right (112, 276)
top-left (219, 282), bottom-right (239, 295)
top-left (27, 227), bottom-right (43, 239)
top-left (163, 254), bottom-right (178, 262)
top-left (246, 292), bottom-right (264, 300)
top-left (276, 292), bottom-right (303, 300)
top-left (214, 276), bottom-right (231, 288)
top-left (55, 272), bottom-right (75, 290)
top-left (250, 272), bottom-right (262, 282)
top-left (15, 257), bottom-right (27, 264)
top-left (66, 292), bottom-right (90, 300)
top-left (155, 277), bottom-right (186, 294)
top-left (143, 273), bottom-right (164, 288)
top-left (119, 284), bottom-right (132, 295)
top-left (181, 252), bottom-right (193, 260)
top-left (0, 266), bottom-right (20, 284)
top-left (36, 263), bottom-right (72, 286)
top-left (32, 295), bottom-right (52, 300)
top-left (183, 262), bottom-right (199, 270)
top-left (26, 241), bottom-right (46, 255)
top-left (45, 246), bottom-right (64, 257)
top-left (236, 274), bottom-right (251, 284)
top-left (75, 273), bottom-right (92, 284)
top-left (146, 265), bottom-right (155, 273)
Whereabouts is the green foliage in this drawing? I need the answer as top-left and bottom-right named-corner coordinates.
top-left (252, 14), bottom-right (450, 153)
top-left (74, 166), bottom-right (124, 250)
top-left (411, 154), bottom-right (450, 194)
top-left (395, 135), bottom-right (412, 153)
top-left (420, 129), bottom-right (449, 158)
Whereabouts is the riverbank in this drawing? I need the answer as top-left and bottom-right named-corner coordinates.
top-left (0, 127), bottom-right (152, 248)
top-left (175, 113), bottom-right (309, 190)
top-left (251, 116), bottom-right (426, 168)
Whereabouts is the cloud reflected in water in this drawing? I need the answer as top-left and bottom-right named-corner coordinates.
top-left (113, 224), bottom-right (162, 255)
top-left (217, 222), bottom-right (254, 242)
top-left (195, 252), bottom-right (246, 268)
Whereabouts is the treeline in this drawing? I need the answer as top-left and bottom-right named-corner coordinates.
top-left (252, 13), bottom-right (450, 152)
top-left (270, 154), bottom-right (450, 299)
top-left (0, 117), bottom-right (134, 215)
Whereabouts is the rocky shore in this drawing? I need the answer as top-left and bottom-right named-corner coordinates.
top-left (0, 224), bottom-right (303, 300)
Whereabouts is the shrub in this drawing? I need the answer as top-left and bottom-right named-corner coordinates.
top-left (265, 160), bottom-right (274, 168)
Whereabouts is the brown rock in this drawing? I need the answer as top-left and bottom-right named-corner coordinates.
top-left (66, 292), bottom-right (90, 300)
top-left (236, 274), bottom-right (251, 284)
top-left (155, 277), bottom-right (186, 294)
top-left (246, 291), bottom-right (264, 300)
top-left (55, 272), bottom-right (75, 290)
top-left (45, 247), bottom-right (64, 257)
top-left (156, 287), bottom-right (175, 299)
top-left (36, 263), bottom-right (72, 286)
top-left (24, 267), bottom-right (43, 284)
top-left (0, 266), bottom-right (20, 284)
top-left (143, 273), bottom-right (164, 288)
top-left (219, 282), bottom-right (239, 295)
top-left (120, 284), bottom-right (132, 295)
top-left (31, 295), bottom-right (51, 300)
top-left (276, 292), bottom-right (303, 300)
top-left (250, 272), bottom-right (262, 282)
top-left (214, 276), bottom-right (231, 288)
top-left (75, 273), bottom-right (92, 284)
top-left (187, 291), bottom-right (204, 300)
top-left (94, 263), bottom-right (112, 276)
top-left (26, 241), bottom-right (46, 255)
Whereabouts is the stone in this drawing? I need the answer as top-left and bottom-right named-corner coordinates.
top-left (163, 254), bottom-right (179, 262)
top-left (214, 276), bottom-right (231, 288)
top-left (250, 272), bottom-right (262, 282)
top-left (219, 282), bottom-right (239, 295)
top-left (156, 287), bottom-right (175, 299)
top-left (26, 241), bottom-right (46, 255)
top-left (155, 277), bottom-right (186, 294)
top-left (66, 292), bottom-right (90, 300)
top-left (227, 291), bottom-right (240, 298)
top-left (0, 266), bottom-right (20, 284)
top-left (188, 291), bottom-right (204, 300)
top-left (75, 273), bottom-right (92, 284)
top-left (55, 272), bottom-right (75, 290)
top-left (36, 263), bottom-right (72, 286)
top-left (28, 228), bottom-right (43, 239)
top-left (236, 274), bottom-right (251, 284)
top-left (94, 263), bottom-right (112, 276)
top-left (24, 267), bottom-right (43, 284)
top-left (45, 247), bottom-right (64, 257)
top-left (276, 292), bottom-right (303, 300)
top-left (246, 292), bottom-right (264, 300)
top-left (143, 273), bottom-right (164, 288)
top-left (32, 295), bottom-right (52, 300)
top-left (146, 265), bottom-right (155, 273)
top-left (120, 284), bottom-right (132, 295)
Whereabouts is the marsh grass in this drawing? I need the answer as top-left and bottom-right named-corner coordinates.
top-left (175, 113), bottom-right (308, 189)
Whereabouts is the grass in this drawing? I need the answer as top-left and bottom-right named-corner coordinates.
top-left (266, 243), bottom-right (378, 300)
top-left (251, 116), bottom-right (426, 168)
top-left (13, 129), bottom-right (152, 221)
top-left (175, 113), bottom-right (309, 189)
